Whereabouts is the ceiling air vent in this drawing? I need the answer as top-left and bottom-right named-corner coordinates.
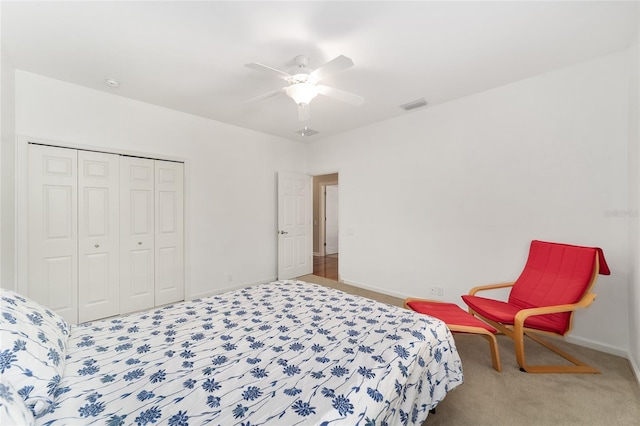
top-left (296, 126), bottom-right (318, 137)
top-left (399, 98), bottom-right (427, 111)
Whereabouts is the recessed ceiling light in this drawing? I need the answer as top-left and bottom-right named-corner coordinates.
top-left (399, 98), bottom-right (427, 111)
top-left (105, 79), bottom-right (120, 88)
top-left (296, 126), bottom-right (318, 137)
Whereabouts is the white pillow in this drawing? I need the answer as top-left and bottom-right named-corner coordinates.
top-left (0, 376), bottom-right (35, 425)
top-left (0, 288), bottom-right (70, 417)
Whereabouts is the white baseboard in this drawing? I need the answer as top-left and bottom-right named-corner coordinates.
top-left (340, 277), bottom-right (414, 301)
top-left (628, 352), bottom-right (640, 386)
top-left (564, 335), bottom-right (628, 358)
top-left (313, 251), bottom-right (321, 256)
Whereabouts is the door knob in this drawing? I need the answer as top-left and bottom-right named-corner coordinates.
top-left (138, 241), bottom-right (142, 245)
top-left (279, 230), bottom-right (288, 235)
top-left (94, 244), bottom-right (100, 248)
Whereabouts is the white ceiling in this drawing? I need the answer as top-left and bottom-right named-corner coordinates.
top-left (2, 1), bottom-right (638, 142)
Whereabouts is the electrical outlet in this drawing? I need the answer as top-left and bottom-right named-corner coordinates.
top-left (430, 286), bottom-right (444, 297)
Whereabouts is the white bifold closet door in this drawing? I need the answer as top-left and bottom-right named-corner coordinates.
top-left (119, 158), bottom-right (184, 314)
top-left (154, 160), bottom-right (184, 306)
top-left (28, 145), bottom-right (79, 324)
top-left (77, 151), bottom-right (120, 323)
top-left (119, 157), bottom-right (156, 314)
top-left (29, 146), bottom-right (121, 324)
top-left (29, 144), bottom-right (185, 322)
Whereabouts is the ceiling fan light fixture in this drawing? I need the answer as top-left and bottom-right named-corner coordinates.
top-left (290, 72), bottom-right (315, 84)
top-left (285, 83), bottom-right (319, 105)
top-left (245, 54), bottom-right (362, 121)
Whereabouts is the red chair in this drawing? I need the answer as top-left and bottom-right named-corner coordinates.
top-left (462, 240), bottom-right (610, 374)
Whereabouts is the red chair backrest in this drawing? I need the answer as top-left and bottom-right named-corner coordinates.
top-left (508, 241), bottom-right (606, 313)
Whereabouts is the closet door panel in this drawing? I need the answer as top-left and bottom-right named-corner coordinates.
top-left (28, 144), bottom-right (78, 324)
top-left (78, 151), bottom-right (120, 323)
top-left (120, 157), bottom-right (155, 314)
top-left (155, 161), bottom-right (184, 306)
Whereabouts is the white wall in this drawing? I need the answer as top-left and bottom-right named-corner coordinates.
top-left (308, 51), bottom-right (630, 354)
top-left (1, 44), bottom-right (16, 291)
top-left (14, 71), bottom-right (307, 299)
top-left (8, 49), bottom-right (636, 357)
top-left (628, 29), bottom-right (640, 377)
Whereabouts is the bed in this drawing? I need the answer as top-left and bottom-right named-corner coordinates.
top-left (1, 280), bottom-right (463, 425)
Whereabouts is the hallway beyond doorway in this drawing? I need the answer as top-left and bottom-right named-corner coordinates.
top-left (313, 255), bottom-right (338, 281)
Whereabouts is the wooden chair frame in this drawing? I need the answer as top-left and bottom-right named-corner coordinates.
top-left (467, 257), bottom-right (601, 374)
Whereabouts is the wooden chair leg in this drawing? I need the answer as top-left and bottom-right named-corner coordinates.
top-left (472, 315), bottom-right (597, 373)
top-left (478, 332), bottom-right (501, 372)
top-left (517, 332), bottom-right (599, 374)
top-left (514, 325), bottom-right (527, 369)
top-left (449, 325), bottom-right (502, 373)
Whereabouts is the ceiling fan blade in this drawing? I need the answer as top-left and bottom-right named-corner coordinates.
top-left (298, 104), bottom-right (310, 121)
top-left (311, 55), bottom-right (354, 81)
top-left (317, 85), bottom-right (364, 106)
top-left (245, 62), bottom-right (292, 80)
top-left (243, 88), bottom-right (284, 104)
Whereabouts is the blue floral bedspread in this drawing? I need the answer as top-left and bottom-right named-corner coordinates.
top-left (36, 280), bottom-right (463, 426)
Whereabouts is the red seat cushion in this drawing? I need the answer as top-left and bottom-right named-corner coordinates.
top-left (407, 300), bottom-right (497, 333)
top-left (461, 295), bottom-right (569, 334)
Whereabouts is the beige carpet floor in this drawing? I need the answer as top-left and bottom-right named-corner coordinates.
top-left (298, 274), bottom-right (640, 426)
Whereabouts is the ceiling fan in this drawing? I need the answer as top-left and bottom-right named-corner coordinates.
top-left (245, 54), bottom-right (364, 121)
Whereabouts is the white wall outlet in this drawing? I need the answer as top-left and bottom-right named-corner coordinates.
top-left (430, 286), bottom-right (444, 297)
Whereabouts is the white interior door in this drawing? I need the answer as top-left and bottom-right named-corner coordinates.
top-left (325, 185), bottom-right (339, 255)
top-left (154, 160), bottom-right (184, 306)
top-left (278, 172), bottom-right (312, 279)
top-left (28, 144), bottom-right (78, 324)
top-left (78, 151), bottom-right (120, 323)
top-left (120, 156), bottom-right (155, 314)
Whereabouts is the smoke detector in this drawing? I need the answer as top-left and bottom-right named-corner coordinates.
top-left (105, 79), bottom-right (120, 88)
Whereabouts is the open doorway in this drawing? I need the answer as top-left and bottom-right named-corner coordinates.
top-left (324, 185), bottom-right (339, 255)
top-left (313, 173), bottom-right (339, 280)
